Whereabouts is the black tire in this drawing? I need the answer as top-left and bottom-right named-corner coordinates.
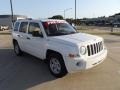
top-left (13, 41), bottom-right (23, 56)
top-left (47, 53), bottom-right (67, 78)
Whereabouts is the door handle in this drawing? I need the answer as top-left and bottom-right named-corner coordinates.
top-left (26, 37), bottom-right (30, 40)
top-left (17, 35), bottom-right (20, 37)
top-left (17, 34), bottom-right (21, 37)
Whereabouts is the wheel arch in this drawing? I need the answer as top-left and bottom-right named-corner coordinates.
top-left (46, 49), bottom-right (63, 59)
top-left (13, 39), bottom-right (18, 45)
top-left (46, 49), bottom-right (68, 77)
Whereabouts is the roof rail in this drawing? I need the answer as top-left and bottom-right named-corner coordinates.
top-left (26, 18), bottom-right (32, 20)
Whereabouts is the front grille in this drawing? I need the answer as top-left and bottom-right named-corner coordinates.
top-left (87, 41), bottom-right (103, 56)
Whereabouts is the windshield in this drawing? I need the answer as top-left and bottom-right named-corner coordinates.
top-left (42, 21), bottom-right (77, 36)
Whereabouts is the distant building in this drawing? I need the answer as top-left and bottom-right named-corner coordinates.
top-left (0, 15), bottom-right (27, 29)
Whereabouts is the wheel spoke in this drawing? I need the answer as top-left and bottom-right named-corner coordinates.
top-left (50, 58), bottom-right (61, 74)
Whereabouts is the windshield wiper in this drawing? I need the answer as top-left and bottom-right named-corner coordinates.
top-left (48, 32), bottom-right (77, 36)
top-left (68, 32), bottom-right (77, 34)
top-left (48, 32), bottom-right (67, 36)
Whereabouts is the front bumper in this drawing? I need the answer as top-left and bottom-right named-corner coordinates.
top-left (64, 49), bottom-right (107, 73)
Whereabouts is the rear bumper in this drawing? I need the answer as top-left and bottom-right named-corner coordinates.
top-left (64, 49), bottom-right (107, 73)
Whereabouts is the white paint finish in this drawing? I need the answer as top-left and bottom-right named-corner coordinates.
top-left (49, 33), bottom-right (102, 46)
top-left (12, 19), bottom-right (107, 73)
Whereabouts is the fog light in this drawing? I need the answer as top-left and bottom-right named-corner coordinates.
top-left (76, 61), bottom-right (82, 67)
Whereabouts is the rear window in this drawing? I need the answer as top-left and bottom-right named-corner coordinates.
top-left (14, 22), bottom-right (20, 31)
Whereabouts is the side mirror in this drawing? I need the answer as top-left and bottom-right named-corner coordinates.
top-left (32, 31), bottom-right (43, 37)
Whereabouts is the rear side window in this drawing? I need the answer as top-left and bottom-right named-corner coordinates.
top-left (19, 22), bottom-right (28, 33)
top-left (14, 22), bottom-right (20, 31)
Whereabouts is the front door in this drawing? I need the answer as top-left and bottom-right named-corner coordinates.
top-left (25, 22), bottom-right (46, 59)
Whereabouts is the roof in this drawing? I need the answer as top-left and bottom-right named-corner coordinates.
top-left (16, 19), bottom-right (66, 23)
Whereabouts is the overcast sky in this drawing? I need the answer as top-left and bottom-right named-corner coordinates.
top-left (0, 0), bottom-right (120, 19)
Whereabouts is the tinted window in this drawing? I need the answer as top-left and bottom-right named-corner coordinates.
top-left (19, 22), bottom-right (28, 33)
top-left (42, 22), bottom-right (76, 36)
top-left (14, 22), bottom-right (20, 31)
top-left (28, 22), bottom-right (42, 35)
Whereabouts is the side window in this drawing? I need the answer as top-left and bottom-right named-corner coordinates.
top-left (19, 22), bottom-right (28, 33)
top-left (28, 22), bottom-right (42, 35)
top-left (14, 22), bottom-right (20, 31)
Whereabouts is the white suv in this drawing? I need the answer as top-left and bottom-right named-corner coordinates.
top-left (12, 19), bottom-right (107, 77)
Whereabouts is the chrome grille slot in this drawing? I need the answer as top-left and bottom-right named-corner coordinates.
top-left (87, 41), bottom-right (103, 56)
top-left (98, 42), bottom-right (100, 52)
top-left (87, 45), bottom-right (90, 56)
top-left (91, 44), bottom-right (94, 55)
top-left (93, 44), bottom-right (96, 54)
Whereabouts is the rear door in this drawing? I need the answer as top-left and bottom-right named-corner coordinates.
top-left (17, 22), bottom-right (28, 51)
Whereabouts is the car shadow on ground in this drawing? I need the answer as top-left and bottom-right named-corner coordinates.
top-left (0, 49), bottom-right (56, 90)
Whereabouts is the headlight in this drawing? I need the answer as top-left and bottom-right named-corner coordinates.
top-left (80, 46), bottom-right (86, 55)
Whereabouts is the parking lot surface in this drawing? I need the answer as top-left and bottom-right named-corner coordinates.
top-left (0, 34), bottom-right (120, 90)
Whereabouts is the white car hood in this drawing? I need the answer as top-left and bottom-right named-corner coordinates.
top-left (48, 33), bottom-right (102, 46)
